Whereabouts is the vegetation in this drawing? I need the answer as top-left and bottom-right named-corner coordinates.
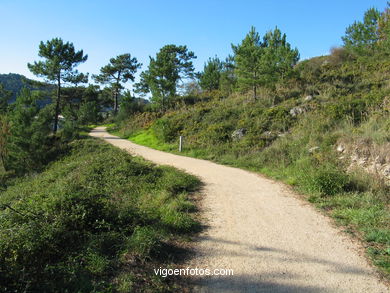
top-left (111, 5), bottom-right (390, 278)
top-left (135, 45), bottom-right (196, 111)
top-left (28, 38), bottom-right (88, 133)
top-left (0, 73), bottom-right (53, 104)
top-left (1, 2), bottom-right (390, 288)
top-left (0, 138), bottom-right (201, 292)
top-left (93, 54), bottom-right (142, 114)
top-left (232, 26), bottom-right (299, 100)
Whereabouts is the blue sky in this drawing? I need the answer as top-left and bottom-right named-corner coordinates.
top-left (0, 0), bottom-right (388, 84)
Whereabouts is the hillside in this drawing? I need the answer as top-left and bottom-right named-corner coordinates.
top-left (0, 73), bottom-right (53, 104)
top-left (0, 138), bottom-right (201, 292)
top-left (112, 46), bottom-right (390, 277)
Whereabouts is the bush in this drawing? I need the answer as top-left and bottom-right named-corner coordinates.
top-left (0, 138), bottom-right (201, 292)
top-left (301, 166), bottom-right (350, 196)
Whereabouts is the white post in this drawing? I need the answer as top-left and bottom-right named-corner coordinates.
top-left (179, 136), bottom-right (183, 152)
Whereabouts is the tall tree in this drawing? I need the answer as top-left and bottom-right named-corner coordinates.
top-left (219, 55), bottom-right (237, 96)
top-left (0, 84), bottom-right (12, 114)
top-left (93, 54), bottom-right (141, 114)
top-left (135, 45), bottom-right (196, 111)
top-left (28, 38), bottom-right (88, 133)
top-left (4, 89), bottom-right (53, 174)
top-left (198, 57), bottom-right (223, 91)
top-left (342, 7), bottom-right (381, 51)
top-left (0, 114), bottom-right (10, 171)
top-left (232, 26), bottom-right (299, 100)
top-left (260, 27), bottom-right (299, 87)
top-left (232, 26), bottom-right (262, 99)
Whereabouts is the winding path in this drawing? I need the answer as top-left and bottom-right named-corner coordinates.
top-left (90, 127), bottom-right (388, 293)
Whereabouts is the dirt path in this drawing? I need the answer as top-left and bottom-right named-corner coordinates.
top-left (90, 127), bottom-right (389, 293)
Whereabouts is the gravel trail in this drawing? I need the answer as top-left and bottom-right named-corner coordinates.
top-left (90, 127), bottom-right (389, 293)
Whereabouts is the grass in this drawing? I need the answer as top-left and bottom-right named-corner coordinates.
top-left (104, 45), bottom-right (390, 279)
top-left (0, 137), bottom-right (201, 292)
top-left (107, 123), bottom-right (390, 279)
top-left (130, 129), bottom-right (176, 152)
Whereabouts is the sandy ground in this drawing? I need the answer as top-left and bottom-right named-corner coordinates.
top-left (90, 127), bottom-right (389, 293)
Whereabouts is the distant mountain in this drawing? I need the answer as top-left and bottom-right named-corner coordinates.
top-left (0, 73), bottom-right (53, 104)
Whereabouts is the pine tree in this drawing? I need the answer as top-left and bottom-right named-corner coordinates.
top-left (232, 27), bottom-right (299, 99)
top-left (342, 8), bottom-right (381, 52)
top-left (0, 84), bottom-right (12, 114)
top-left (136, 45), bottom-right (196, 111)
top-left (232, 26), bottom-right (262, 100)
top-left (28, 38), bottom-right (88, 133)
top-left (93, 54), bottom-right (141, 114)
top-left (199, 57), bottom-right (223, 91)
top-left (4, 89), bottom-right (53, 174)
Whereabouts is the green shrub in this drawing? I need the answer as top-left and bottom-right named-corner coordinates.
top-left (128, 226), bottom-right (161, 260)
top-left (0, 138), bottom-right (201, 292)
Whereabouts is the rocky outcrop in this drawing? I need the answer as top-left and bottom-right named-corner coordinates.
top-left (289, 106), bottom-right (305, 117)
top-left (336, 141), bottom-right (390, 184)
top-left (231, 128), bottom-right (246, 141)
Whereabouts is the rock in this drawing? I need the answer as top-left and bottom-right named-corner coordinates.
top-left (289, 106), bottom-right (305, 117)
top-left (383, 165), bottom-right (390, 178)
top-left (304, 95), bottom-right (313, 102)
top-left (308, 146), bottom-right (320, 153)
top-left (351, 153), bottom-right (359, 162)
top-left (231, 128), bottom-right (246, 141)
top-left (336, 145), bottom-right (345, 153)
top-left (263, 131), bottom-right (273, 138)
top-left (357, 157), bottom-right (367, 166)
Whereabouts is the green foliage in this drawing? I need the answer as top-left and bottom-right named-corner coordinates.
top-left (77, 101), bottom-right (101, 125)
top-left (136, 44), bottom-right (196, 110)
top-left (113, 23), bottom-right (390, 276)
top-left (342, 8), bottom-right (381, 51)
top-left (128, 226), bottom-right (160, 259)
top-left (198, 57), bottom-right (223, 91)
top-left (115, 90), bottom-right (147, 123)
top-left (0, 83), bottom-right (12, 114)
top-left (300, 165), bottom-right (350, 196)
top-left (232, 26), bottom-right (299, 99)
top-left (232, 26), bottom-right (262, 99)
top-left (28, 38), bottom-right (88, 133)
top-left (93, 53), bottom-right (141, 114)
top-left (261, 27), bottom-right (300, 85)
top-left (0, 138), bottom-right (201, 292)
top-left (3, 89), bottom-right (54, 174)
top-left (0, 73), bottom-right (54, 103)
top-left (152, 115), bottom-right (184, 143)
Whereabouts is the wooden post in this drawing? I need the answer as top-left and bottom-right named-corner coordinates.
top-left (179, 136), bottom-right (183, 152)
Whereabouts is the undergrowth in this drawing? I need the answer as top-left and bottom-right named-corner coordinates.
top-left (0, 138), bottom-right (201, 292)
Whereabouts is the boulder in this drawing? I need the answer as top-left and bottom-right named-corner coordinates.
top-left (289, 106), bottom-right (305, 117)
top-left (308, 146), bottom-right (320, 153)
top-left (231, 128), bottom-right (246, 141)
top-left (336, 145), bottom-right (345, 153)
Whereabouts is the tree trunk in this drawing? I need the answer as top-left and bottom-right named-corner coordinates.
top-left (113, 77), bottom-right (121, 114)
top-left (53, 77), bottom-right (61, 133)
top-left (113, 90), bottom-right (118, 114)
top-left (253, 71), bottom-right (257, 100)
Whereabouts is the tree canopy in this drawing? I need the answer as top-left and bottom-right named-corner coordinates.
top-left (232, 26), bottom-right (299, 100)
top-left (198, 57), bottom-right (223, 91)
top-left (136, 44), bottom-right (196, 110)
top-left (93, 53), bottom-right (141, 114)
top-left (342, 7), bottom-right (381, 51)
top-left (28, 38), bottom-right (88, 133)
